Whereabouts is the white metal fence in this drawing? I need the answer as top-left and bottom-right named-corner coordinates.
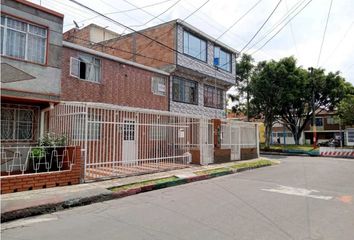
top-left (221, 120), bottom-right (259, 160)
top-left (0, 146), bottom-right (77, 176)
top-left (47, 102), bottom-right (258, 181)
top-left (48, 102), bottom-right (214, 181)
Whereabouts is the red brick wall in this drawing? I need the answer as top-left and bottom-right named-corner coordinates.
top-left (97, 22), bottom-right (176, 69)
top-left (61, 47), bottom-right (169, 111)
top-left (1, 147), bottom-right (82, 194)
top-left (63, 27), bottom-right (91, 48)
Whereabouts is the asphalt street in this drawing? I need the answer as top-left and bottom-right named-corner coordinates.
top-left (2, 155), bottom-right (354, 240)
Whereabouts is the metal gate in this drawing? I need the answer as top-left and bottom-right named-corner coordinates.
top-left (48, 102), bottom-right (214, 181)
top-left (221, 120), bottom-right (258, 160)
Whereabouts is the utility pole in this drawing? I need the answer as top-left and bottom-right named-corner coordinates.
top-left (308, 67), bottom-right (317, 148)
top-left (246, 77), bottom-right (250, 122)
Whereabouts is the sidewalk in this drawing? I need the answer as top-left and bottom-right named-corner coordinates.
top-left (1, 158), bottom-right (276, 222)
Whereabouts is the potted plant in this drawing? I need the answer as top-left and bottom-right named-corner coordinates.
top-left (38, 133), bottom-right (69, 171)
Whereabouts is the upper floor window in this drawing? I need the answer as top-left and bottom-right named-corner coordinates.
top-left (183, 31), bottom-right (207, 62)
top-left (151, 76), bottom-right (166, 96)
top-left (214, 46), bottom-right (231, 72)
top-left (70, 54), bottom-right (101, 83)
top-left (172, 77), bottom-right (198, 104)
top-left (315, 117), bottom-right (323, 127)
top-left (0, 15), bottom-right (47, 64)
top-left (204, 85), bottom-right (224, 109)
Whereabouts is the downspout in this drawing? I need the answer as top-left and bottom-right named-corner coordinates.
top-left (40, 102), bottom-right (54, 138)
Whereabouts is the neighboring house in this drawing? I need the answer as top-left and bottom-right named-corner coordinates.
top-left (61, 41), bottom-right (169, 111)
top-left (0, 0), bottom-right (63, 146)
top-left (271, 123), bottom-right (305, 145)
top-left (270, 110), bottom-right (351, 146)
top-left (63, 20), bottom-right (238, 118)
top-left (303, 110), bottom-right (345, 145)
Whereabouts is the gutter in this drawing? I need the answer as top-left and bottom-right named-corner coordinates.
top-left (40, 102), bottom-right (54, 138)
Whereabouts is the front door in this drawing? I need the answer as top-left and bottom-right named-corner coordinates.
top-left (122, 120), bottom-right (137, 164)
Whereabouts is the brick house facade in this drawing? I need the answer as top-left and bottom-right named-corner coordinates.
top-left (61, 41), bottom-right (169, 111)
top-left (64, 20), bottom-right (238, 118)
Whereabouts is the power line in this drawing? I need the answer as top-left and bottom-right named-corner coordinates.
top-left (129, 0), bottom-right (181, 28)
top-left (285, 0), bottom-right (299, 57)
top-left (64, 0), bottom-right (175, 27)
top-left (216, 0), bottom-right (264, 41)
top-left (240, 0), bottom-right (283, 53)
top-left (134, 0), bottom-right (210, 57)
top-left (244, 0), bottom-right (306, 53)
top-left (322, 21), bottom-right (354, 66)
top-left (250, 0), bottom-right (313, 56)
top-left (316, 0), bottom-right (333, 67)
top-left (68, 35), bottom-right (175, 65)
top-left (68, 0), bottom-right (178, 53)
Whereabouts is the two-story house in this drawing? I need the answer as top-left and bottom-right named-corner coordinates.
top-left (64, 20), bottom-right (238, 118)
top-left (304, 110), bottom-right (345, 145)
top-left (1, 0), bottom-right (63, 146)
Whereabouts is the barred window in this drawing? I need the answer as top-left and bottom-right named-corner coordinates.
top-left (172, 77), bottom-right (198, 104)
top-left (204, 85), bottom-right (224, 109)
top-left (72, 114), bottom-right (101, 140)
top-left (1, 108), bottom-right (34, 140)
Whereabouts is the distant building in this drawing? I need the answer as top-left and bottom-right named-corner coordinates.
top-left (303, 110), bottom-right (345, 145)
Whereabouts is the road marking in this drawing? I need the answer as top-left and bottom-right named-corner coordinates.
top-left (1, 216), bottom-right (58, 231)
top-left (337, 195), bottom-right (352, 204)
top-left (261, 185), bottom-right (333, 200)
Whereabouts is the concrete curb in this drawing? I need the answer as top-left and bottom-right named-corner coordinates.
top-left (1, 163), bottom-right (274, 223)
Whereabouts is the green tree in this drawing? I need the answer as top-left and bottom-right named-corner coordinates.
top-left (229, 53), bottom-right (254, 118)
top-left (249, 60), bottom-right (283, 148)
top-left (278, 65), bottom-right (349, 144)
top-left (337, 95), bottom-right (354, 126)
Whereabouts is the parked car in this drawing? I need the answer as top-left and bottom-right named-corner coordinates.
top-left (317, 139), bottom-right (340, 147)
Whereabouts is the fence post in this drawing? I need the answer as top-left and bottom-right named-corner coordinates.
top-left (256, 123), bottom-right (260, 158)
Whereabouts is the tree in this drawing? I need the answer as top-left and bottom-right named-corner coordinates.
top-left (248, 60), bottom-right (283, 148)
top-left (229, 53), bottom-right (254, 118)
top-left (337, 95), bottom-right (354, 126)
top-left (278, 65), bottom-right (349, 144)
top-left (248, 56), bottom-right (350, 146)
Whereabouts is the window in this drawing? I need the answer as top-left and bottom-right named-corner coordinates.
top-left (183, 30), bottom-right (207, 61)
top-left (348, 129), bottom-right (354, 143)
top-left (204, 85), bottom-right (224, 109)
top-left (0, 15), bottom-right (47, 64)
top-left (315, 117), bottom-right (323, 127)
top-left (73, 114), bottom-right (100, 140)
top-left (70, 55), bottom-right (101, 83)
top-left (151, 76), bottom-right (166, 96)
top-left (172, 77), bottom-right (198, 104)
top-left (326, 116), bottom-right (338, 125)
top-left (1, 108), bottom-right (34, 140)
top-left (214, 46), bottom-right (231, 72)
top-left (123, 120), bottom-right (135, 141)
top-left (150, 125), bottom-right (167, 140)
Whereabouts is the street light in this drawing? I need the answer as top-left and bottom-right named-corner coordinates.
top-left (308, 67), bottom-right (317, 148)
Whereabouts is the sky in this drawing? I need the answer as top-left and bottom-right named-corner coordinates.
top-left (31, 0), bottom-right (354, 85)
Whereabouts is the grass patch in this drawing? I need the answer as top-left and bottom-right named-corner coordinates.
top-left (261, 144), bottom-right (314, 151)
top-left (110, 176), bottom-right (179, 192)
top-left (229, 159), bottom-right (274, 170)
top-left (194, 167), bottom-right (230, 176)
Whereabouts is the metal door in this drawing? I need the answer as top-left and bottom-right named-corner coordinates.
top-left (122, 120), bottom-right (137, 163)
